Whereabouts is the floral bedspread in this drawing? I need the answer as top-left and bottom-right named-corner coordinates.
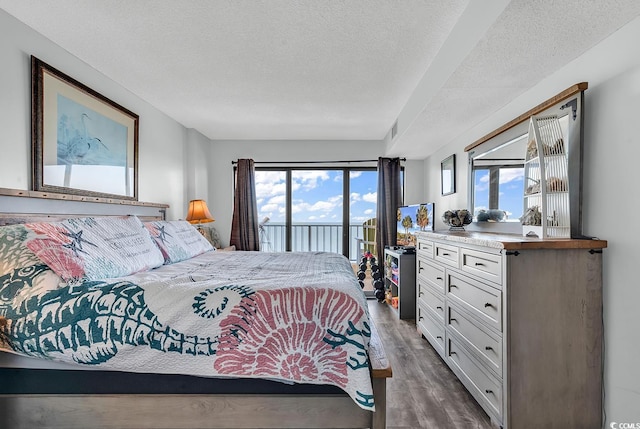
top-left (0, 250), bottom-right (374, 410)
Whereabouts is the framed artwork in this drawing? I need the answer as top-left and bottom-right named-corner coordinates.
top-left (441, 154), bottom-right (456, 196)
top-left (31, 56), bottom-right (139, 200)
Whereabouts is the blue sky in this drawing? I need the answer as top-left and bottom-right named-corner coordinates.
top-left (256, 170), bottom-right (378, 224)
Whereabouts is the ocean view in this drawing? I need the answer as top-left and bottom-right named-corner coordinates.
top-left (259, 222), bottom-right (369, 261)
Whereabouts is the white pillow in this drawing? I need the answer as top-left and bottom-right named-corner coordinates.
top-left (144, 220), bottom-right (214, 264)
top-left (25, 216), bottom-right (164, 283)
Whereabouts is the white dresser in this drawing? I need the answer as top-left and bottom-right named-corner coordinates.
top-left (415, 231), bottom-right (606, 428)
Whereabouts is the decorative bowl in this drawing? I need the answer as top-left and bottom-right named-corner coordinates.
top-left (442, 209), bottom-right (472, 230)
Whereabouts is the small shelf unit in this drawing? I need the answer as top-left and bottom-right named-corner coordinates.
top-left (522, 115), bottom-right (570, 238)
top-left (384, 248), bottom-right (416, 319)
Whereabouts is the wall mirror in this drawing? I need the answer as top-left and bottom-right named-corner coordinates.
top-left (465, 83), bottom-right (587, 236)
top-left (441, 154), bottom-right (456, 196)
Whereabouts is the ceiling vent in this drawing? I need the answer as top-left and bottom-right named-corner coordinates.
top-left (391, 121), bottom-right (398, 140)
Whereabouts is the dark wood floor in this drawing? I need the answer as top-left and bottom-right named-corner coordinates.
top-left (367, 299), bottom-right (494, 429)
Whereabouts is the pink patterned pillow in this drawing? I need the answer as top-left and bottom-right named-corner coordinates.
top-left (144, 220), bottom-right (213, 264)
top-left (24, 216), bottom-right (164, 283)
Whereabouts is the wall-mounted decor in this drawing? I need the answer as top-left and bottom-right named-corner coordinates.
top-left (441, 154), bottom-right (456, 196)
top-left (31, 56), bottom-right (139, 200)
top-left (465, 83), bottom-right (587, 236)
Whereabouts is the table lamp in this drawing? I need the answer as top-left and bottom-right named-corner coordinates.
top-left (186, 199), bottom-right (214, 225)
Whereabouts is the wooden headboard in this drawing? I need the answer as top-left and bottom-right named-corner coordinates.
top-left (0, 187), bottom-right (168, 226)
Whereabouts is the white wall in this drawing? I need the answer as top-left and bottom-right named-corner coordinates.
top-left (423, 17), bottom-right (640, 423)
top-left (403, 159), bottom-right (425, 207)
top-left (184, 128), bottom-right (213, 216)
top-left (0, 10), bottom-right (189, 220)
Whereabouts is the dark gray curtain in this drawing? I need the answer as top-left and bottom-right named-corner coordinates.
top-left (230, 159), bottom-right (260, 251)
top-left (376, 157), bottom-right (403, 259)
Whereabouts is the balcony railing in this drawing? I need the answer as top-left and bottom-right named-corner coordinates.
top-left (259, 223), bottom-right (375, 261)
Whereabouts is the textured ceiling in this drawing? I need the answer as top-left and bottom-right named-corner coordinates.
top-left (1, 0), bottom-right (639, 159)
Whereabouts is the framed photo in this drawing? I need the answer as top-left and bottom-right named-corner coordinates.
top-left (32, 56), bottom-right (138, 200)
top-left (441, 154), bottom-right (456, 196)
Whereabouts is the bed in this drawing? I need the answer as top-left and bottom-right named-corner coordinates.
top-left (0, 205), bottom-right (391, 429)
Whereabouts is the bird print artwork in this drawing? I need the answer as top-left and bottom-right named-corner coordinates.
top-left (56, 94), bottom-right (128, 167)
top-left (57, 112), bottom-right (109, 165)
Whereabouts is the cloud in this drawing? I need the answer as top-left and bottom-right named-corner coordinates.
top-left (351, 216), bottom-right (371, 223)
top-left (255, 171), bottom-right (285, 184)
top-left (364, 209), bottom-right (374, 215)
top-left (291, 194), bottom-right (343, 216)
top-left (362, 192), bottom-right (377, 203)
top-left (256, 171), bottom-right (304, 202)
top-left (293, 170), bottom-right (330, 191)
top-left (267, 195), bottom-right (286, 205)
top-left (499, 168), bottom-right (524, 184)
top-left (350, 171), bottom-right (363, 179)
top-left (260, 203), bottom-right (281, 213)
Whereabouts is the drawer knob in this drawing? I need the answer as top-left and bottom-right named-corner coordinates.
top-left (436, 335), bottom-right (443, 340)
top-left (436, 306), bottom-right (443, 310)
top-left (419, 316), bottom-right (424, 321)
top-left (450, 318), bottom-right (457, 322)
top-left (436, 276), bottom-right (443, 281)
top-left (475, 262), bottom-right (485, 266)
top-left (442, 252), bottom-right (450, 256)
top-left (419, 291), bottom-right (424, 297)
top-left (449, 350), bottom-right (457, 355)
top-left (485, 389), bottom-right (493, 394)
top-left (419, 267), bottom-right (424, 272)
top-left (485, 346), bottom-right (493, 351)
top-left (450, 284), bottom-right (458, 289)
top-left (484, 302), bottom-right (493, 308)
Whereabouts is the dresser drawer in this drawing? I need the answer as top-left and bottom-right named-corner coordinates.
top-left (461, 248), bottom-right (502, 286)
top-left (434, 243), bottom-right (459, 268)
top-left (447, 304), bottom-right (502, 376)
top-left (447, 337), bottom-right (502, 419)
top-left (447, 272), bottom-right (502, 332)
top-left (417, 303), bottom-right (445, 358)
top-left (417, 238), bottom-right (433, 258)
top-left (417, 257), bottom-right (445, 293)
top-left (417, 280), bottom-right (445, 321)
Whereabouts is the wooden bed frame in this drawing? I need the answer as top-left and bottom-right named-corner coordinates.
top-left (0, 197), bottom-right (392, 429)
top-left (0, 325), bottom-right (390, 429)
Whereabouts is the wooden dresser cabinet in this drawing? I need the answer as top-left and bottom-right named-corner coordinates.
top-left (415, 231), bottom-right (606, 428)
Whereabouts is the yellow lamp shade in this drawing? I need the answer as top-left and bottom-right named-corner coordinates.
top-left (186, 199), bottom-right (214, 224)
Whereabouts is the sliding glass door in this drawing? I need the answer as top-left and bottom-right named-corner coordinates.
top-left (255, 167), bottom-right (378, 261)
top-left (254, 165), bottom-right (406, 298)
top-left (290, 170), bottom-right (344, 254)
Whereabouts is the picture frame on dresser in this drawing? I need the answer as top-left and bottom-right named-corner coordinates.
top-left (31, 56), bottom-right (139, 201)
top-left (441, 154), bottom-right (456, 196)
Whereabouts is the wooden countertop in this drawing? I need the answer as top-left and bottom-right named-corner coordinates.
top-left (417, 230), bottom-right (607, 250)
